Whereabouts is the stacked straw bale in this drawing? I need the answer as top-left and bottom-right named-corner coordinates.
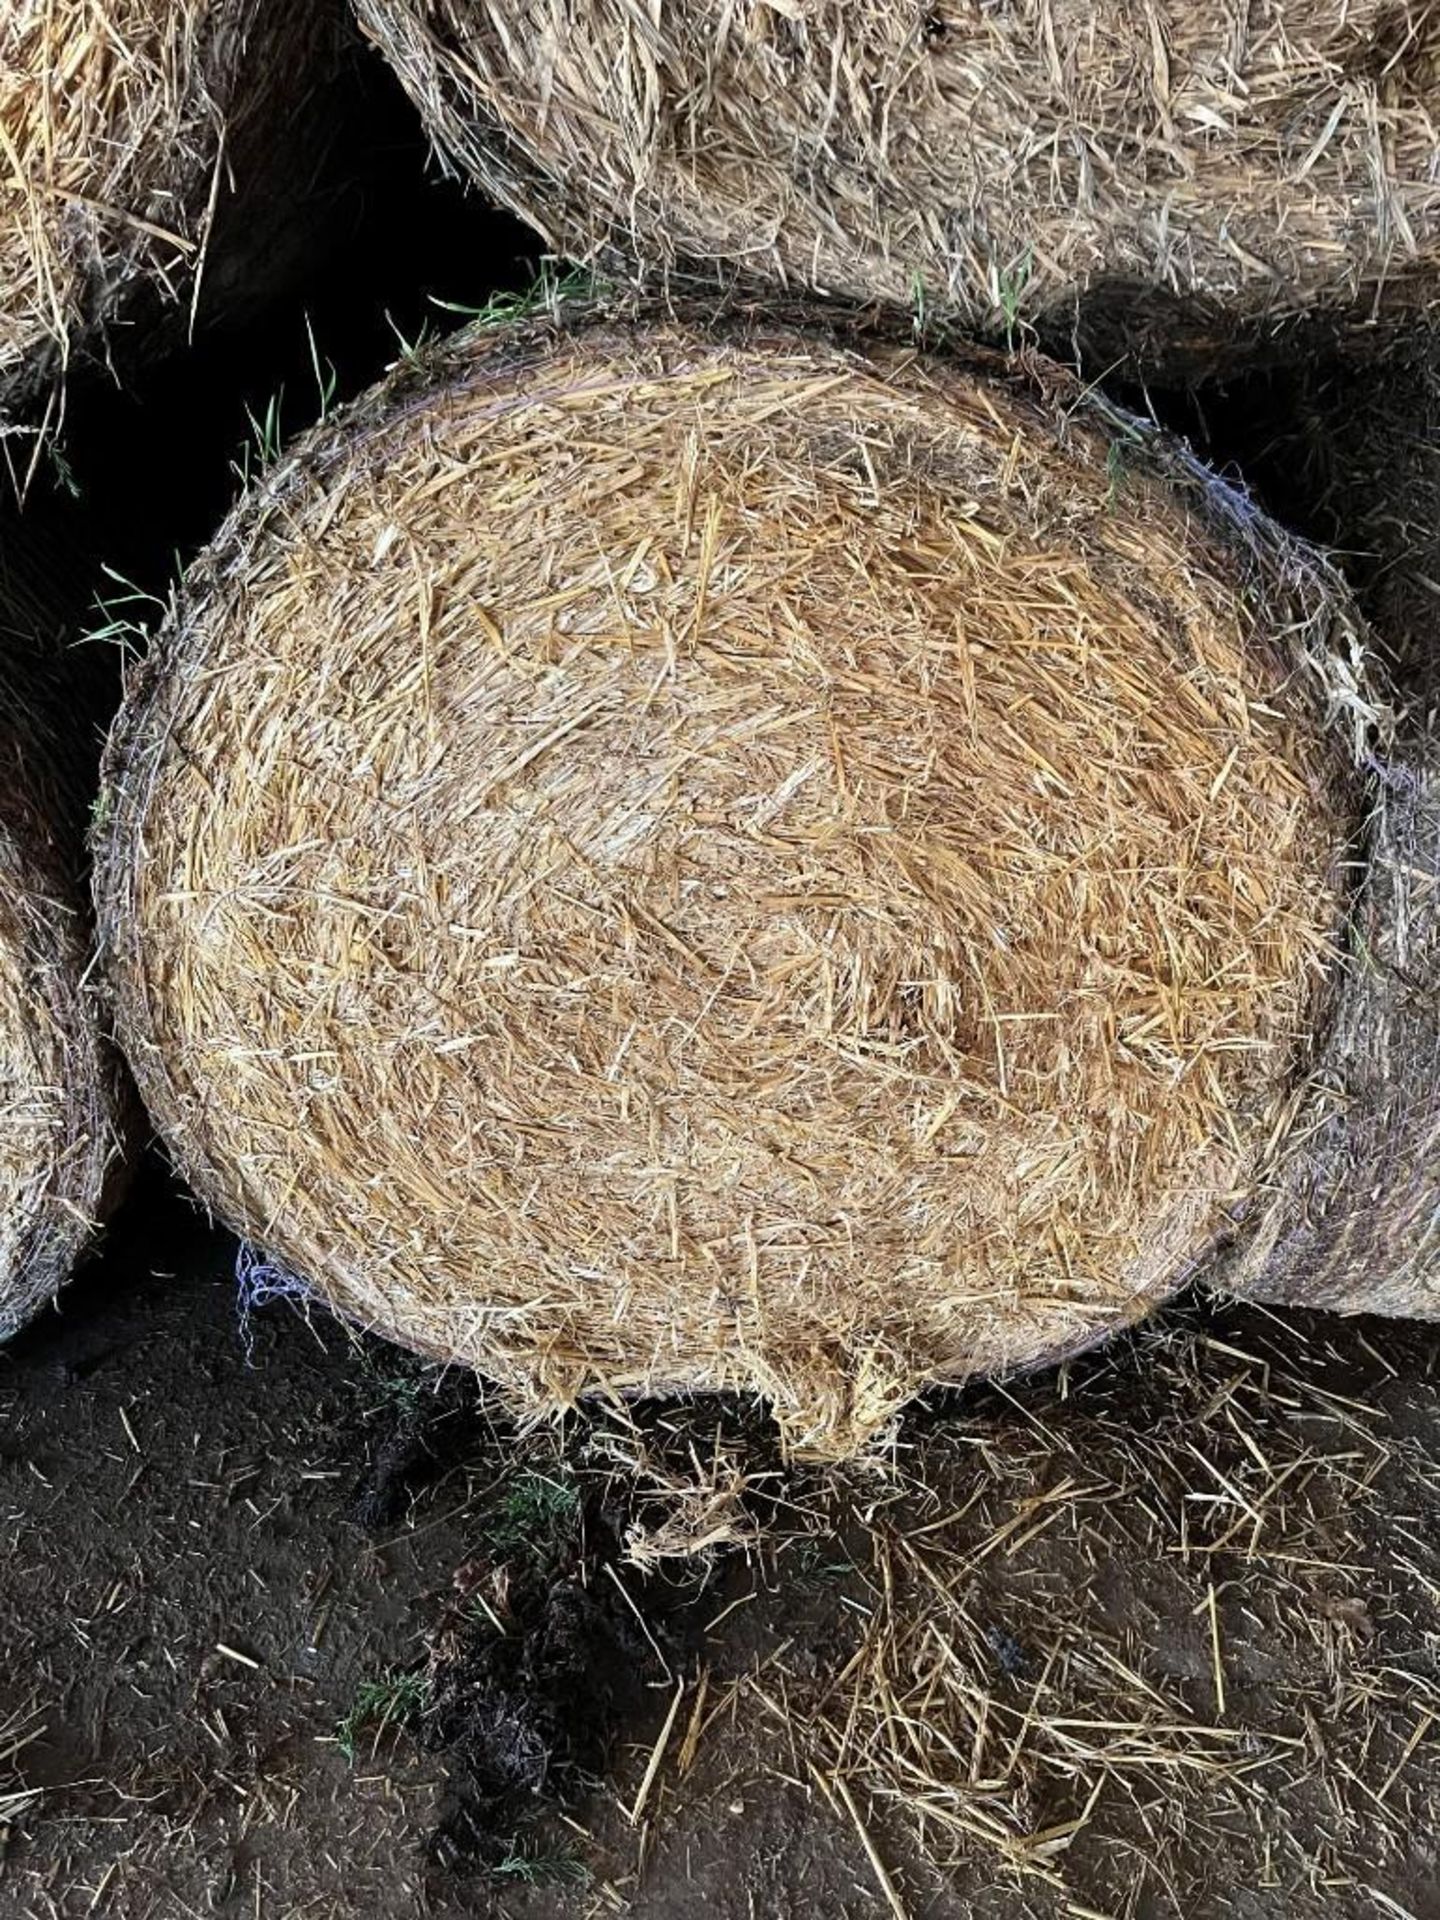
top-left (355, 1), bottom-right (1440, 367)
top-left (1216, 348), bottom-right (1440, 1321)
top-left (0, 534), bottom-right (128, 1340)
top-left (0, 0), bottom-right (347, 422)
top-left (94, 307), bottom-right (1380, 1454)
top-left (1228, 746), bottom-right (1440, 1319)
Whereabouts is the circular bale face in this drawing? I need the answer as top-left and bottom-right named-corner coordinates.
top-left (0, 0), bottom-right (341, 416)
top-left (0, 578), bottom-right (128, 1340)
top-left (98, 316), bottom-right (1362, 1453)
top-left (355, 1), bottom-right (1440, 364)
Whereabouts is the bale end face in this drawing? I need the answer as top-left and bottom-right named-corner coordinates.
top-left (1225, 741), bottom-right (1440, 1321)
top-left (97, 314), bottom-right (1365, 1454)
top-left (0, 850), bottom-right (124, 1339)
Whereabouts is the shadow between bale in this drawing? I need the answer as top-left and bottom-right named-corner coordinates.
top-left (0, 0), bottom-right (353, 435)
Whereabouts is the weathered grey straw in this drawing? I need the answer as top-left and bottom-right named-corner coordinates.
top-left (95, 305), bottom-right (1380, 1453)
top-left (1221, 347), bottom-right (1440, 1321)
top-left (355, 2), bottom-right (1440, 367)
top-left (1228, 749), bottom-right (1440, 1319)
top-left (0, 533), bottom-right (129, 1340)
top-left (0, 0), bottom-right (346, 423)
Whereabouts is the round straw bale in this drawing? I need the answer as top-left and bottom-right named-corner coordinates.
top-left (95, 309), bottom-right (1374, 1454)
top-left (0, 0), bottom-right (346, 421)
top-left (0, 539), bottom-right (129, 1340)
top-left (354, 1), bottom-right (1440, 367)
top-left (1213, 348), bottom-right (1440, 1321)
top-left (1227, 730), bottom-right (1440, 1320)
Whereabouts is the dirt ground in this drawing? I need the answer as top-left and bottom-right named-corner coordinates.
top-left (2, 1171), bottom-right (1437, 1920)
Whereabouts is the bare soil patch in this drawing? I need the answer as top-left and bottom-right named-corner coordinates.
top-left (2, 1172), bottom-right (1437, 1918)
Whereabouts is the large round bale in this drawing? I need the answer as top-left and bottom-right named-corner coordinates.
top-left (0, 541), bottom-right (128, 1340)
top-left (0, 0), bottom-right (345, 419)
top-left (1228, 732), bottom-right (1440, 1320)
top-left (95, 309), bottom-right (1374, 1454)
top-left (355, 1), bottom-right (1440, 366)
top-left (1214, 348), bottom-right (1440, 1321)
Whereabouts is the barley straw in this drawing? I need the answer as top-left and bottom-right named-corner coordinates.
top-left (95, 304), bottom-right (1378, 1454)
top-left (0, 529), bottom-right (128, 1339)
top-left (356, 2), bottom-right (1440, 367)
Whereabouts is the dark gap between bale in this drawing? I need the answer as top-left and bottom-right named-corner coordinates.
top-left (0, 522), bottom-right (129, 1341)
top-left (1192, 344), bottom-right (1440, 691)
top-left (94, 304), bottom-right (1380, 1456)
top-left (355, 1), bottom-right (1440, 373)
top-left (0, 0), bottom-right (353, 430)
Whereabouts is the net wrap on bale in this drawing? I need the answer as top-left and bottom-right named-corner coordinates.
top-left (95, 305), bottom-right (1381, 1455)
top-left (1227, 741), bottom-right (1440, 1318)
top-left (1216, 348), bottom-right (1440, 1321)
top-left (0, 0), bottom-right (346, 422)
top-left (0, 536), bottom-right (129, 1339)
top-left (356, 0), bottom-right (1440, 368)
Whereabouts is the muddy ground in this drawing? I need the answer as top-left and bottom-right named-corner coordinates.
top-left (2, 1171), bottom-right (1437, 1920)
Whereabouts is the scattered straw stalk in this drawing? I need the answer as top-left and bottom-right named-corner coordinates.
top-left (769, 1312), bottom-right (1440, 1911)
